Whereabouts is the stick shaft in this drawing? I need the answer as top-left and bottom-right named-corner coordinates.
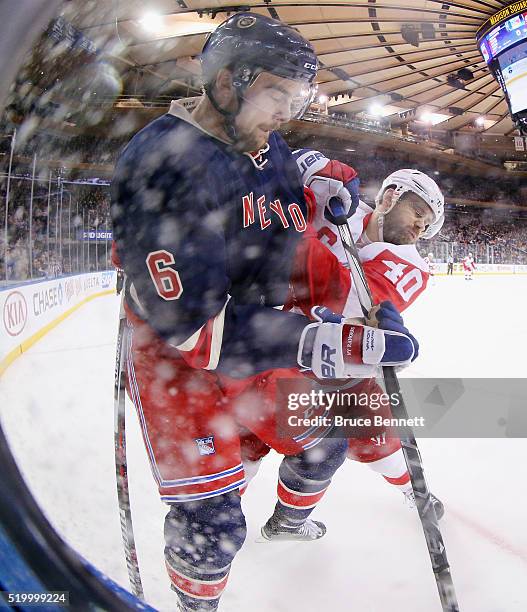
top-left (114, 296), bottom-right (144, 599)
top-left (330, 204), bottom-right (459, 611)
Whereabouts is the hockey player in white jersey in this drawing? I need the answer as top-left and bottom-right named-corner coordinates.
top-left (463, 252), bottom-right (476, 280)
top-left (293, 151), bottom-right (444, 314)
top-left (249, 152), bottom-right (446, 541)
top-left (297, 153), bottom-right (445, 516)
top-left (424, 252), bottom-right (436, 285)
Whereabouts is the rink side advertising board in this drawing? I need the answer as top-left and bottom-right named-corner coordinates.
top-left (433, 263), bottom-right (527, 275)
top-left (0, 271), bottom-right (115, 376)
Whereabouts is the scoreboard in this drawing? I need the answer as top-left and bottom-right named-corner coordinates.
top-left (477, 2), bottom-right (527, 133)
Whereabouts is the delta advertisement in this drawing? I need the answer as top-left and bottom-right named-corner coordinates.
top-left (1, 271), bottom-right (115, 374)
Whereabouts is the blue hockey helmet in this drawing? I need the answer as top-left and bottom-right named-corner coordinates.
top-left (200, 12), bottom-right (318, 119)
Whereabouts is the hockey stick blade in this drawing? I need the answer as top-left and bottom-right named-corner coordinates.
top-left (328, 198), bottom-right (460, 612)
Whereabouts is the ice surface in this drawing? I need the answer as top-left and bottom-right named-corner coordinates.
top-left (0, 274), bottom-right (526, 611)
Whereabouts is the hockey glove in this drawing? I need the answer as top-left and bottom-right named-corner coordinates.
top-left (298, 302), bottom-right (418, 379)
top-left (293, 149), bottom-right (360, 225)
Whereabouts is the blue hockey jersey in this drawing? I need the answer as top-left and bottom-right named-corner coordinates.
top-left (111, 104), bottom-right (312, 377)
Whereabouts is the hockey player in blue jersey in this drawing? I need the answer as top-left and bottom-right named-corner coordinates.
top-left (111, 12), bottom-right (420, 611)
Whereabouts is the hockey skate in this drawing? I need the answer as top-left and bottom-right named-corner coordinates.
top-left (176, 598), bottom-right (217, 612)
top-left (260, 516), bottom-right (326, 542)
top-left (404, 490), bottom-right (445, 520)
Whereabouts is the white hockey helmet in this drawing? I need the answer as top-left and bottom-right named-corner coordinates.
top-left (375, 169), bottom-right (445, 239)
top-left (428, 253), bottom-right (434, 258)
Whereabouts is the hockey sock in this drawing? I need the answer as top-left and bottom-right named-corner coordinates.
top-left (272, 437), bottom-right (347, 526)
top-left (364, 448), bottom-right (412, 494)
top-left (164, 492), bottom-right (246, 610)
top-left (165, 555), bottom-right (227, 612)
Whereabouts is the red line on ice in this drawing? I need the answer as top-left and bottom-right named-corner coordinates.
top-left (449, 508), bottom-right (527, 566)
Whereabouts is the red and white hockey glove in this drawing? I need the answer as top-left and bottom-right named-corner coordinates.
top-left (293, 148), bottom-right (360, 225)
top-left (298, 302), bottom-right (418, 379)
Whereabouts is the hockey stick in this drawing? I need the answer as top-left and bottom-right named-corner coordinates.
top-left (114, 288), bottom-right (145, 599)
top-left (328, 200), bottom-right (460, 612)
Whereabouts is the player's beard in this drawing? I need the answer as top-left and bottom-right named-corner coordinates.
top-left (231, 99), bottom-right (277, 153)
top-left (382, 216), bottom-right (418, 245)
top-left (232, 129), bottom-right (267, 153)
top-left (232, 120), bottom-right (271, 153)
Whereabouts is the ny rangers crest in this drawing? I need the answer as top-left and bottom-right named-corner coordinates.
top-left (195, 436), bottom-right (216, 455)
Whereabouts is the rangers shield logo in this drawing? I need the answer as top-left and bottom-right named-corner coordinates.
top-left (195, 436), bottom-right (216, 456)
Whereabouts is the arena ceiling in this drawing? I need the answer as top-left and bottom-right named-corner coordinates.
top-left (67, 0), bottom-right (517, 136)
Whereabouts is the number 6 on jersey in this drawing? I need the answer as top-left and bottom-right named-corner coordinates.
top-left (146, 250), bottom-right (183, 300)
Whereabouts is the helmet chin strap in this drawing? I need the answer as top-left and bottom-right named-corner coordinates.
top-left (204, 82), bottom-right (244, 144)
top-left (204, 81), bottom-right (272, 167)
top-left (376, 190), bottom-right (399, 242)
top-left (377, 214), bottom-right (385, 241)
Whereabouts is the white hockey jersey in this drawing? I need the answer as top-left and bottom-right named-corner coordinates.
top-left (314, 200), bottom-right (430, 317)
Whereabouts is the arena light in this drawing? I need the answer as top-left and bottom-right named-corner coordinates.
top-left (419, 111), bottom-right (450, 126)
top-left (318, 94), bottom-right (328, 104)
top-left (139, 12), bottom-right (163, 32)
top-left (370, 104), bottom-right (383, 116)
top-left (134, 14), bottom-right (217, 39)
top-left (476, 116), bottom-right (485, 126)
